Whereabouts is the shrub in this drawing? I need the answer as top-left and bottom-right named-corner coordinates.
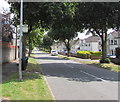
top-left (92, 51), bottom-right (102, 57)
top-left (77, 51), bottom-right (91, 59)
top-left (115, 47), bottom-right (120, 58)
top-left (100, 58), bottom-right (111, 63)
top-left (87, 51), bottom-right (94, 54)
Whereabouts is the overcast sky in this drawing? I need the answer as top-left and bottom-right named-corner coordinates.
top-left (0, 0), bottom-right (10, 13)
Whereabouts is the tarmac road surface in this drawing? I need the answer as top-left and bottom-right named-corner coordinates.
top-left (34, 50), bottom-right (119, 100)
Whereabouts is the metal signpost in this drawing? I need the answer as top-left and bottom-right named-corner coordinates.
top-left (19, 0), bottom-right (23, 80)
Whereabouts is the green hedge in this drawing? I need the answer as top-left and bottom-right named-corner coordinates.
top-left (92, 51), bottom-right (102, 57)
top-left (77, 51), bottom-right (102, 59)
top-left (77, 51), bottom-right (91, 59)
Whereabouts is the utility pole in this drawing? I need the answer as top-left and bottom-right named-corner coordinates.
top-left (19, 0), bottom-right (23, 80)
top-left (15, 26), bottom-right (17, 60)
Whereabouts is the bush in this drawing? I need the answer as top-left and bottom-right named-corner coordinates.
top-left (92, 51), bottom-right (102, 57)
top-left (87, 51), bottom-right (94, 54)
top-left (115, 47), bottom-right (120, 58)
top-left (100, 58), bottom-right (111, 63)
top-left (77, 51), bottom-right (91, 59)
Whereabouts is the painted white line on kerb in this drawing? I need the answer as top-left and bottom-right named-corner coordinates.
top-left (64, 63), bottom-right (106, 82)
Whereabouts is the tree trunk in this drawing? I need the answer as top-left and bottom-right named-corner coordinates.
top-left (101, 31), bottom-right (107, 59)
top-left (28, 32), bottom-right (31, 56)
top-left (64, 40), bottom-right (70, 57)
top-left (102, 40), bottom-right (107, 59)
top-left (22, 34), bottom-right (26, 58)
top-left (28, 26), bottom-right (32, 56)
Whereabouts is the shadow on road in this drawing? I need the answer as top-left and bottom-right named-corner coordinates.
top-left (40, 63), bottom-right (119, 82)
top-left (34, 56), bottom-right (68, 60)
top-left (32, 52), bottom-right (46, 55)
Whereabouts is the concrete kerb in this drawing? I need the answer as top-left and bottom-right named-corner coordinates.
top-left (34, 55), bottom-right (56, 101)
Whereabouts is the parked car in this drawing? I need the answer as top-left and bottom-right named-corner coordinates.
top-left (107, 54), bottom-right (116, 58)
top-left (51, 50), bottom-right (58, 56)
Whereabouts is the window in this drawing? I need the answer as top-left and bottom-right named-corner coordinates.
top-left (111, 49), bottom-right (114, 55)
top-left (114, 40), bottom-right (117, 45)
top-left (111, 40), bottom-right (113, 45)
top-left (99, 42), bottom-right (101, 45)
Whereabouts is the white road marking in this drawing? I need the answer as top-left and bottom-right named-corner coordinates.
top-left (80, 70), bottom-right (106, 82)
top-left (64, 63), bottom-right (106, 82)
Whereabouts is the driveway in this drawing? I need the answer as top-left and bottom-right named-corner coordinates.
top-left (34, 50), bottom-right (119, 100)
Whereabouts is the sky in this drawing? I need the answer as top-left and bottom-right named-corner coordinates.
top-left (0, 0), bottom-right (10, 13)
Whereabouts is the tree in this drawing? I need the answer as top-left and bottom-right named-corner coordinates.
top-left (47, 3), bottom-right (78, 57)
top-left (43, 35), bottom-right (53, 52)
top-left (75, 2), bottom-right (120, 61)
top-left (9, 2), bottom-right (53, 56)
top-left (26, 28), bottom-right (44, 52)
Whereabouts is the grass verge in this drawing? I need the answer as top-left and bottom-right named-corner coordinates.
top-left (80, 60), bottom-right (119, 72)
top-left (1, 58), bottom-right (53, 100)
top-left (58, 54), bottom-right (120, 72)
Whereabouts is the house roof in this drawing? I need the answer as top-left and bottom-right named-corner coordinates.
top-left (85, 36), bottom-right (100, 42)
top-left (110, 30), bottom-right (120, 38)
top-left (71, 38), bottom-right (80, 45)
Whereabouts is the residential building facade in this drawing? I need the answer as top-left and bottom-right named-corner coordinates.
top-left (51, 30), bottom-right (119, 55)
top-left (108, 30), bottom-right (120, 55)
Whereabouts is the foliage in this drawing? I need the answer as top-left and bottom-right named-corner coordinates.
top-left (100, 58), bottom-right (111, 63)
top-left (87, 51), bottom-right (94, 54)
top-left (43, 35), bottom-right (54, 52)
top-left (47, 3), bottom-right (78, 56)
top-left (75, 2), bottom-right (120, 59)
top-left (77, 51), bottom-right (91, 59)
top-left (77, 51), bottom-right (102, 59)
top-left (115, 47), bottom-right (120, 58)
top-left (92, 51), bottom-right (102, 57)
top-left (26, 28), bottom-right (44, 50)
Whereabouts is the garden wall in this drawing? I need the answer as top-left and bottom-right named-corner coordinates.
top-left (0, 41), bottom-right (18, 64)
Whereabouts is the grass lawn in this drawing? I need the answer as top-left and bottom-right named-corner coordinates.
top-left (58, 54), bottom-right (120, 72)
top-left (80, 60), bottom-right (119, 72)
top-left (1, 58), bottom-right (53, 100)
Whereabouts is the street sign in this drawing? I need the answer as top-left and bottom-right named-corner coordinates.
top-left (17, 25), bottom-right (28, 33)
top-left (23, 25), bottom-right (28, 33)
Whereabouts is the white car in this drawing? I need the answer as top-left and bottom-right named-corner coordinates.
top-left (51, 50), bottom-right (58, 56)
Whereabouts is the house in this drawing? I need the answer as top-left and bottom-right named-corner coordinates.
top-left (70, 38), bottom-right (81, 53)
top-left (51, 42), bottom-right (66, 52)
top-left (51, 30), bottom-right (119, 56)
top-left (80, 35), bottom-right (101, 52)
top-left (108, 30), bottom-right (120, 55)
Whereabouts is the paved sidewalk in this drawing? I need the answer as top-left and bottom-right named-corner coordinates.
top-left (2, 60), bottom-right (18, 82)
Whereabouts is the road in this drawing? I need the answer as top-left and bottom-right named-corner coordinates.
top-left (34, 50), bottom-right (119, 100)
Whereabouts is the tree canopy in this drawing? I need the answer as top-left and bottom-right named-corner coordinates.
top-left (75, 2), bottom-right (120, 59)
top-left (9, 2), bottom-right (120, 61)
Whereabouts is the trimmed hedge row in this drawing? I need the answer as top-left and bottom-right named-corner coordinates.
top-left (77, 51), bottom-right (102, 59)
